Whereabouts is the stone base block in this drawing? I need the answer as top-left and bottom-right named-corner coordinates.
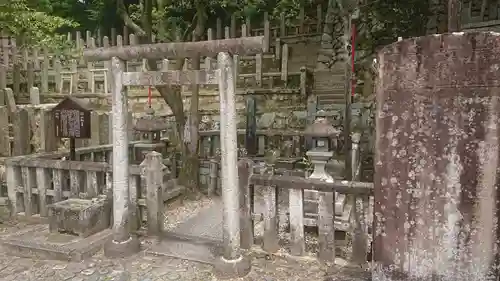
top-left (213, 254), bottom-right (251, 279)
top-left (103, 235), bottom-right (141, 258)
top-left (48, 197), bottom-right (111, 238)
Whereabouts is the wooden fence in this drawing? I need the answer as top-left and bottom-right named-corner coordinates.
top-left (0, 7), bottom-right (324, 102)
top-left (3, 126), bottom-right (372, 260)
top-left (4, 143), bottom-right (186, 231)
top-left (0, 96), bottom-right (373, 159)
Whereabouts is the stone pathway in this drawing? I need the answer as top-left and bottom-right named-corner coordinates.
top-left (0, 249), bottom-right (333, 281)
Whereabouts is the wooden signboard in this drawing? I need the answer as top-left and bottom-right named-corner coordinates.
top-left (52, 97), bottom-right (92, 139)
top-left (52, 97), bottom-right (92, 160)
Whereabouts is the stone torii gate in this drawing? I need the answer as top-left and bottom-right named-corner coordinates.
top-left (83, 37), bottom-right (265, 278)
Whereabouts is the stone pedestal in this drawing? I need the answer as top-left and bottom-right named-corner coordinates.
top-left (307, 150), bottom-right (334, 182)
top-left (306, 150), bottom-right (347, 216)
top-left (48, 197), bottom-right (111, 238)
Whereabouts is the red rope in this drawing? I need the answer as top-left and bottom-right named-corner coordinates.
top-left (351, 21), bottom-right (356, 97)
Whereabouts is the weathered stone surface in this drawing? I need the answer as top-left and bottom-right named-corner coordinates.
top-left (374, 32), bottom-right (500, 280)
top-left (48, 197), bottom-right (111, 238)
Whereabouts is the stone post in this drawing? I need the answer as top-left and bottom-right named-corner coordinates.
top-left (103, 56), bottom-right (140, 257)
top-left (374, 32), bottom-right (500, 280)
top-left (140, 151), bottom-right (165, 236)
top-left (213, 52), bottom-right (251, 279)
top-left (29, 87), bottom-right (40, 105)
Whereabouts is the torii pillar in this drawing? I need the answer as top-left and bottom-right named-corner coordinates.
top-left (84, 37), bottom-right (266, 278)
top-left (374, 32), bottom-right (500, 281)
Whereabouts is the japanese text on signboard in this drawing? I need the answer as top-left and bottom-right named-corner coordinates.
top-left (54, 109), bottom-right (89, 138)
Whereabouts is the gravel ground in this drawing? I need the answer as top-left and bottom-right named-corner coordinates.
top-left (0, 248), bottom-right (342, 281)
top-left (0, 193), bottom-right (370, 281)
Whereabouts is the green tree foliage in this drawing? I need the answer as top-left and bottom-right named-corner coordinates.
top-left (356, 0), bottom-right (432, 60)
top-left (0, 0), bottom-right (77, 48)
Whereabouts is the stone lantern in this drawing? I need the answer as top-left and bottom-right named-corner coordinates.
top-left (304, 110), bottom-right (349, 226)
top-left (304, 110), bottom-right (341, 182)
top-left (264, 148), bottom-right (281, 174)
top-left (133, 107), bottom-right (169, 163)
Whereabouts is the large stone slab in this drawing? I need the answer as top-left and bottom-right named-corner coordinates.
top-left (375, 32), bottom-right (500, 280)
top-left (146, 234), bottom-right (222, 265)
top-left (0, 224), bottom-right (111, 261)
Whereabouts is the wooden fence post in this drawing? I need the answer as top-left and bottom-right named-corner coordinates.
top-left (39, 108), bottom-right (57, 153)
top-left (245, 96), bottom-right (257, 156)
top-left (262, 164), bottom-right (279, 253)
top-left (230, 14), bottom-right (237, 38)
top-left (0, 66), bottom-right (5, 105)
top-left (12, 63), bottom-right (21, 96)
top-left (29, 87), bottom-right (40, 105)
top-left (299, 67), bottom-right (307, 96)
top-left (281, 44), bottom-right (289, 84)
top-left (318, 191), bottom-right (335, 262)
top-left (238, 159), bottom-right (254, 249)
top-left (255, 54), bottom-right (262, 86)
top-left (27, 62), bottom-right (35, 90)
top-left (12, 108), bottom-right (30, 156)
top-left (264, 13), bottom-right (270, 53)
top-left (41, 49), bottom-right (49, 93)
top-left (0, 106), bottom-right (9, 156)
top-left (140, 151), bottom-right (165, 236)
top-left (6, 164), bottom-right (21, 216)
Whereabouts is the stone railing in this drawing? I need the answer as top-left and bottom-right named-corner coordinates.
top-left (238, 159), bottom-right (373, 264)
top-left (3, 144), bottom-right (178, 233)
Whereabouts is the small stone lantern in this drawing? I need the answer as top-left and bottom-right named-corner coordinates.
top-left (133, 107), bottom-right (169, 163)
top-left (304, 110), bottom-right (341, 182)
top-left (264, 148), bottom-right (281, 174)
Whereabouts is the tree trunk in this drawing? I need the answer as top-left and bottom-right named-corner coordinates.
top-left (120, 0), bottom-right (207, 193)
top-left (179, 1), bottom-right (206, 194)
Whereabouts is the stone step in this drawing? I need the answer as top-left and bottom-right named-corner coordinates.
top-left (317, 95), bottom-right (345, 102)
top-left (146, 234), bottom-right (221, 265)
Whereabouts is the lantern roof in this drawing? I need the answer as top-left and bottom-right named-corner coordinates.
top-left (304, 110), bottom-right (341, 138)
top-left (134, 107), bottom-right (169, 132)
